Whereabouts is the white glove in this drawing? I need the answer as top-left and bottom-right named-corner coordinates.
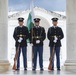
top-left (36, 40), bottom-right (40, 44)
top-left (53, 36), bottom-right (58, 43)
top-left (18, 39), bottom-right (22, 43)
top-left (18, 37), bottom-right (23, 43)
top-left (19, 37), bottom-right (23, 40)
top-left (30, 43), bottom-right (33, 46)
top-left (54, 36), bottom-right (58, 41)
top-left (53, 40), bottom-right (57, 43)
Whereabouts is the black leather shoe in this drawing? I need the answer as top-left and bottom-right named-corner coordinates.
top-left (57, 68), bottom-right (61, 71)
top-left (51, 68), bottom-right (54, 71)
top-left (16, 69), bottom-right (20, 71)
top-left (40, 68), bottom-right (44, 71)
top-left (24, 68), bottom-right (27, 71)
top-left (32, 68), bottom-right (36, 71)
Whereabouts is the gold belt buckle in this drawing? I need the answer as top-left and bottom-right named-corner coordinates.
top-left (36, 36), bottom-right (39, 39)
top-left (20, 34), bottom-right (23, 37)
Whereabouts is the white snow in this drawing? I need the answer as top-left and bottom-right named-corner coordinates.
top-left (8, 11), bottom-right (19, 16)
top-left (54, 11), bottom-right (66, 16)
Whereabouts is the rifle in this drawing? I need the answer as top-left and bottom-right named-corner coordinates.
top-left (31, 26), bottom-right (34, 68)
top-left (12, 44), bottom-right (20, 70)
top-left (48, 44), bottom-right (55, 70)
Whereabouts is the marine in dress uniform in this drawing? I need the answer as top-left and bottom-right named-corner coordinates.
top-left (13, 17), bottom-right (29, 70)
top-left (47, 18), bottom-right (64, 70)
top-left (29, 18), bottom-right (46, 71)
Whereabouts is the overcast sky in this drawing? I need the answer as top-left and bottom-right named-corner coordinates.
top-left (9, 0), bottom-right (66, 11)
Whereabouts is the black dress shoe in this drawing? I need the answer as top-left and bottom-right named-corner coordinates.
top-left (32, 68), bottom-right (36, 71)
top-left (16, 69), bottom-right (20, 71)
top-left (51, 68), bottom-right (54, 71)
top-left (40, 68), bottom-right (44, 71)
top-left (57, 68), bottom-right (61, 71)
top-left (24, 68), bottom-right (27, 71)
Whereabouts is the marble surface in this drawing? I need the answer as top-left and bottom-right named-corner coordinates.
top-left (64, 0), bottom-right (76, 70)
top-left (0, 70), bottom-right (76, 75)
top-left (0, 0), bottom-right (8, 60)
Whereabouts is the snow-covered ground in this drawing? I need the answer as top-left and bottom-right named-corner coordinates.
top-left (8, 9), bottom-right (66, 69)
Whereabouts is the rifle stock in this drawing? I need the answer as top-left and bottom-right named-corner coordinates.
top-left (48, 45), bottom-right (55, 70)
top-left (12, 45), bottom-right (20, 70)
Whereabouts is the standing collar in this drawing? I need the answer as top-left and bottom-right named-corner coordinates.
top-left (52, 26), bottom-right (58, 28)
top-left (19, 25), bottom-right (24, 28)
top-left (35, 25), bottom-right (40, 28)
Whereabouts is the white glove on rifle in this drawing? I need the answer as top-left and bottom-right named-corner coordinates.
top-left (53, 36), bottom-right (58, 43)
top-left (36, 40), bottom-right (40, 44)
top-left (53, 40), bottom-right (57, 43)
top-left (18, 37), bottom-right (23, 43)
top-left (30, 43), bottom-right (33, 46)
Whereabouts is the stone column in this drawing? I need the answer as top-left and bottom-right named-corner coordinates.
top-left (64, 0), bottom-right (76, 70)
top-left (0, 0), bottom-right (10, 71)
